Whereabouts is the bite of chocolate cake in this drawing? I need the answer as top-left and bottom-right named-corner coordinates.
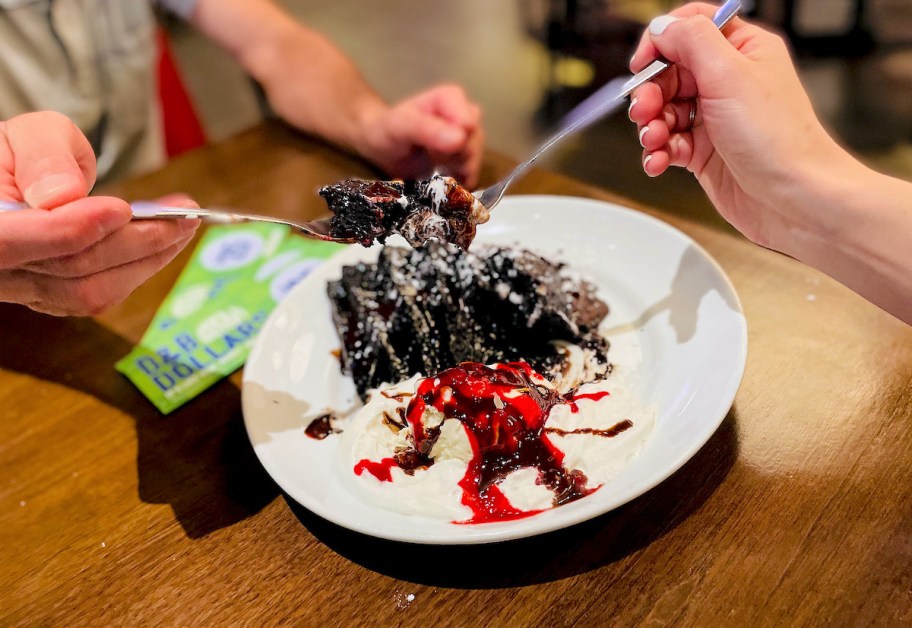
top-left (319, 174), bottom-right (489, 249)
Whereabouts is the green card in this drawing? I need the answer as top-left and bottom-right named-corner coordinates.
top-left (116, 223), bottom-right (344, 414)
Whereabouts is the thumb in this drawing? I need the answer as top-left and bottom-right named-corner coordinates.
top-left (4, 112), bottom-right (97, 209)
top-left (648, 14), bottom-right (743, 91)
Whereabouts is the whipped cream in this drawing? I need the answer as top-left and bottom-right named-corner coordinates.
top-left (338, 353), bottom-right (654, 523)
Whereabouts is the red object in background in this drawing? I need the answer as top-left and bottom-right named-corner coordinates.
top-left (155, 28), bottom-right (207, 157)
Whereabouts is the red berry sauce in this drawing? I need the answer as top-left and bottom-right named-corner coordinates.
top-left (355, 362), bottom-right (595, 522)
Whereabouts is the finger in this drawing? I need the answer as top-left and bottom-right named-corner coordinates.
top-left (436, 120), bottom-right (485, 188)
top-left (458, 125), bottom-right (485, 189)
top-left (629, 2), bottom-right (750, 71)
top-left (642, 150), bottom-right (669, 177)
top-left (386, 106), bottom-right (468, 155)
top-left (666, 132), bottom-right (698, 169)
top-left (631, 65), bottom-right (698, 113)
top-left (638, 117), bottom-right (670, 152)
top-left (628, 82), bottom-right (666, 125)
top-left (4, 111), bottom-right (97, 208)
top-left (415, 85), bottom-right (481, 130)
top-left (0, 196), bottom-right (131, 269)
top-left (642, 129), bottom-right (697, 177)
top-left (641, 14), bottom-right (750, 98)
top-left (22, 216), bottom-right (198, 278)
top-left (666, 100), bottom-right (702, 132)
top-left (1, 239), bottom-right (190, 317)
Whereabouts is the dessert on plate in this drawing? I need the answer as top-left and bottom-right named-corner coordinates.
top-left (319, 243), bottom-right (655, 524)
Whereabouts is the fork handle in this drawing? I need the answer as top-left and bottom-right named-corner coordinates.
top-left (560, 0), bottom-right (743, 132)
top-left (0, 199), bottom-right (240, 224)
top-left (478, 0), bottom-right (742, 210)
top-left (129, 201), bottom-right (239, 223)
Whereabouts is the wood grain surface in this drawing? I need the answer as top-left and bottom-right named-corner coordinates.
top-left (2, 122), bottom-right (911, 626)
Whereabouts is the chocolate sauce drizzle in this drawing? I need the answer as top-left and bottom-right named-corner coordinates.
top-left (545, 419), bottom-right (633, 438)
top-left (304, 413), bottom-right (340, 440)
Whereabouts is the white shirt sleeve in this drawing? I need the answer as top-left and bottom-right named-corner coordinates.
top-left (154, 0), bottom-right (199, 20)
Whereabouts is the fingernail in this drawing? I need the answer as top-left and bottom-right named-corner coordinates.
top-left (439, 127), bottom-right (464, 145)
top-left (100, 200), bottom-right (133, 233)
top-left (643, 153), bottom-right (654, 174)
top-left (24, 174), bottom-right (82, 208)
top-left (176, 198), bottom-right (201, 210)
top-left (649, 15), bottom-right (679, 36)
top-left (628, 97), bottom-right (638, 120)
top-left (639, 126), bottom-right (649, 147)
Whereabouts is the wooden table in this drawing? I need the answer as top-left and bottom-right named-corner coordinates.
top-left (2, 122), bottom-right (911, 625)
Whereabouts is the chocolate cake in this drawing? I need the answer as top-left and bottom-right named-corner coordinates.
top-left (328, 243), bottom-right (611, 399)
top-left (319, 174), bottom-right (489, 249)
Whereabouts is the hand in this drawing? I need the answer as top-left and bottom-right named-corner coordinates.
top-left (357, 84), bottom-right (484, 189)
top-left (0, 112), bottom-right (200, 316)
top-left (627, 3), bottom-right (861, 249)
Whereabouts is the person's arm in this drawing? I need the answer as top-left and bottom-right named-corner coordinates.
top-left (627, 3), bottom-right (912, 324)
top-left (186, 0), bottom-right (483, 186)
top-left (0, 112), bottom-right (199, 316)
top-left (776, 161), bottom-right (912, 325)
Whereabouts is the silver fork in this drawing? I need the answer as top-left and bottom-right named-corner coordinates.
top-left (0, 199), bottom-right (352, 242)
top-left (474, 0), bottom-right (743, 211)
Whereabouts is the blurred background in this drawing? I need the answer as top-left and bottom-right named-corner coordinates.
top-left (166, 0), bottom-right (912, 229)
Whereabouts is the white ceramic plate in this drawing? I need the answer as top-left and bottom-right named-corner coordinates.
top-left (242, 195), bottom-right (747, 544)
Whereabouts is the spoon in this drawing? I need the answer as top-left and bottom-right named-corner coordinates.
top-left (474, 0), bottom-right (743, 211)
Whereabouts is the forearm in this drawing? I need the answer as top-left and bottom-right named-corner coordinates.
top-left (774, 155), bottom-right (912, 324)
top-left (188, 0), bottom-right (386, 156)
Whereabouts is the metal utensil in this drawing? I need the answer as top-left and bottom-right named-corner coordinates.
top-left (0, 200), bottom-right (351, 242)
top-left (474, 0), bottom-right (743, 211)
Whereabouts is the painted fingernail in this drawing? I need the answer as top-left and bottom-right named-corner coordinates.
top-left (649, 15), bottom-right (679, 36)
top-left (638, 126), bottom-right (649, 147)
top-left (643, 154), bottom-right (654, 173)
top-left (628, 97), bottom-right (638, 120)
